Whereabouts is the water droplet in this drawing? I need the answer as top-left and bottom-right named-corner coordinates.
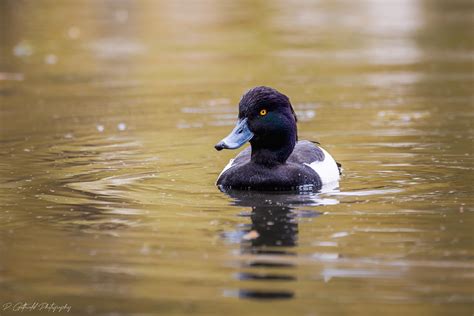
top-left (117, 122), bottom-right (127, 131)
top-left (13, 41), bottom-right (33, 57)
top-left (44, 54), bottom-right (58, 65)
top-left (331, 231), bottom-right (350, 238)
top-left (115, 10), bottom-right (129, 23)
top-left (140, 244), bottom-right (150, 255)
top-left (312, 253), bottom-right (339, 260)
top-left (68, 26), bottom-right (81, 39)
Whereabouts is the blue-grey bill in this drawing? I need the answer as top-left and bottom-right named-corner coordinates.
top-left (214, 118), bottom-right (254, 151)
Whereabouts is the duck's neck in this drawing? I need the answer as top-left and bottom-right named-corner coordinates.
top-left (250, 135), bottom-right (296, 167)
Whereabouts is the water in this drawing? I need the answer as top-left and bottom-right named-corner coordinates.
top-left (1, 0), bottom-right (473, 315)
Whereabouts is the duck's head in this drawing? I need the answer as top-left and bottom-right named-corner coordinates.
top-left (215, 86), bottom-right (298, 165)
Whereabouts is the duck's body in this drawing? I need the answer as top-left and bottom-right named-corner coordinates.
top-left (217, 140), bottom-right (340, 190)
top-left (215, 86), bottom-right (341, 191)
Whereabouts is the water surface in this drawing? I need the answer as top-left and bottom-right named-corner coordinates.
top-left (1, 0), bottom-right (473, 315)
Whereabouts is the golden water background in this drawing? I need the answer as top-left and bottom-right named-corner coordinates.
top-left (0, 1), bottom-right (473, 315)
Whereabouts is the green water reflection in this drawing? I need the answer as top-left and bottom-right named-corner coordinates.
top-left (0, 0), bottom-right (473, 315)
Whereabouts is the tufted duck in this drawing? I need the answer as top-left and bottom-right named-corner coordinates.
top-left (215, 86), bottom-right (341, 191)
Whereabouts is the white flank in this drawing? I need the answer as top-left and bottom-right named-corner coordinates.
top-left (217, 159), bottom-right (235, 183)
top-left (305, 147), bottom-right (340, 185)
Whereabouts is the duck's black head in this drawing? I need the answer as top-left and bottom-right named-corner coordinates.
top-left (215, 86), bottom-right (298, 166)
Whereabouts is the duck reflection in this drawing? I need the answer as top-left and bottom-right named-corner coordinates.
top-left (223, 190), bottom-right (336, 300)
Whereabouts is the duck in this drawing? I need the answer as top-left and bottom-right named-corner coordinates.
top-left (214, 86), bottom-right (341, 191)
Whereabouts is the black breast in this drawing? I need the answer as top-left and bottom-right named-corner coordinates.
top-left (217, 162), bottom-right (322, 191)
top-left (216, 141), bottom-right (325, 191)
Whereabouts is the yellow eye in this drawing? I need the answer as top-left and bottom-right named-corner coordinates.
top-left (259, 109), bottom-right (267, 116)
